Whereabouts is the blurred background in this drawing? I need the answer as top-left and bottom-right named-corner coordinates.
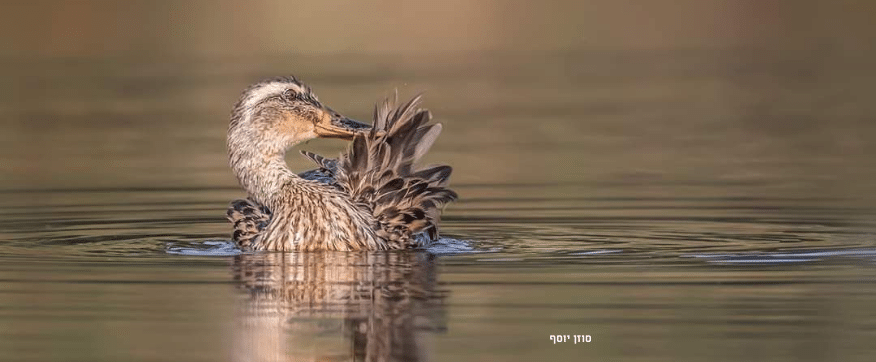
top-left (2, 1), bottom-right (876, 362)
top-left (1, 0), bottom-right (874, 196)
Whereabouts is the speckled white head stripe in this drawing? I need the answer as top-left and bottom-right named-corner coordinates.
top-left (242, 81), bottom-right (307, 111)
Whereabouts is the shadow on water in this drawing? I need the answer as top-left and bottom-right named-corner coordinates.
top-left (230, 251), bottom-right (447, 362)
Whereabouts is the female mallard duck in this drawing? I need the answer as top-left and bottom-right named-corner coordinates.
top-left (226, 76), bottom-right (457, 251)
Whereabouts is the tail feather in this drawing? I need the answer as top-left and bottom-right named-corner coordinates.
top-left (337, 94), bottom-right (457, 246)
top-left (412, 124), bottom-right (442, 162)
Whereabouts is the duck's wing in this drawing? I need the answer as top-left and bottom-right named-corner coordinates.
top-left (227, 198), bottom-right (271, 249)
top-left (300, 150), bottom-right (336, 171)
top-left (297, 151), bottom-right (341, 187)
top-left (334, 94), bottom-right (457, 247)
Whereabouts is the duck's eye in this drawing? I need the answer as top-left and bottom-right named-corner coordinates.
top-left (281, 89), bottom-right (298, 101)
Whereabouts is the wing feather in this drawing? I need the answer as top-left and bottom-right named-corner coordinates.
top-left (335, 94), bottom-right (457, 247)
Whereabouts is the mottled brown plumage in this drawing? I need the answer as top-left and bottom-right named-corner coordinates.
top-left (226, 77), bottom-right (456, 251)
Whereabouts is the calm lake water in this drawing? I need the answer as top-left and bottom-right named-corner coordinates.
top-left (2, 5), bottom-right (876, 360)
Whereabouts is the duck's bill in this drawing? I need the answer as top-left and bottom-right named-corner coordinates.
top-left (315, 108), bottom-right (371, 140)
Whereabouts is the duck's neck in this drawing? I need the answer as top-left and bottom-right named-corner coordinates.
top-left (228, 133), bottom-right (298, 207)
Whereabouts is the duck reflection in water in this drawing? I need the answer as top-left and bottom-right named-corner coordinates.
top-left (231, 251), bottom-right (447, 362)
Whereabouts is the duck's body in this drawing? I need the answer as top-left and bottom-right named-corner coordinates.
top-left (226, 77), bottom-right (456, 251)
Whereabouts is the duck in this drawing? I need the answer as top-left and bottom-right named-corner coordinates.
top-left (225, 76), bottom-right (457, 251)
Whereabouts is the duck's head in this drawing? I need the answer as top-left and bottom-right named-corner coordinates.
top-left (228, 76), bottom-right (370, 155)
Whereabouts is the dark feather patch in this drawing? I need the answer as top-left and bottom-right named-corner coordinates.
top-left (227, 198), bottom-right (272, 249)
top-left (335, 94), bottom-right (457, 247)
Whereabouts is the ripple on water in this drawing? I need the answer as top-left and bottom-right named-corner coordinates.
top-left (162, 237), bottom-right (492, 257)
top-left (165, 240), bottom-right (242, 256)
top-left (686, 248), bottom-right (876, 265)
top-left (1, 188), bottom-right (874, 269)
